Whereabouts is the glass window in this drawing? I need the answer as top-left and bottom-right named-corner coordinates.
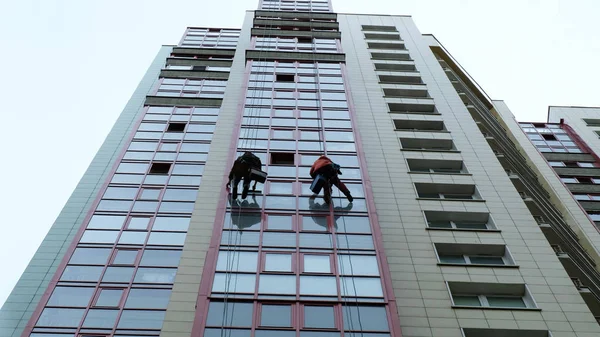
top-left (69, 248), bottom-right (111, 265)
top-left (336, 234), bottom-right (374, 250)
top-left (159, 201), bottom-right (195, 213)
top-left (103, 187), bottom-right (139, 200)
top-left (132, 201), bottom-right (159, 212)
top-left (118, 231), bottom-right (148, 245)
top-left (125, 289), bottom-right (172, 309)
top-left (140, 250), bottom-right (182, 267)
top-left (61, 266), bottom-right (103, 282)
top-left (335, 217), bottom-right (371, 233)
top-left (47, 287), bottom-right (94, 307)
top-left (454, 222), bottom-right (488, 230)
top-left (453, 295), bottom-right (481, 306)
top-left (303, 216), bottom-right (328, 231)
top-left (439, 255), bottom-right (466, 264)
top-left (117, 310), bottom-right (166, 329)
top-left (79, 230), bottom-right (119, 243)
top-left (102, 267), bottom-right (135, 283)
top-left (116, 163), bottom-right (150, 174)
top-left (304, 255), bottom-right (330, 273)
top-left (147, 232), bottom-right (187, 245)
top-left (204, 329), bottom-right (251, 337)
top-left (255, 331), bottom-right (296, 337)
top-left (487, 296), bottom-right (526, 308)
top-left (97, 200), bottom-right (133, 212)
top-left (342, 306), bottom-right (389, 331)
top-left (269, 182), bottom-right (294, 195)
top-left (113, 250), bottom-right (139, 264)
top-left (163, 189), bottom-right (198, 201)
top-left (259, 274), bottom-right (296, 294)
top-left (341, 277), bottom-right (383, 297)
top-left (88, 215), bottom-right (126, 229)
top-left (126, 217), bottom-right (150, 230)
top-left (469, 256), bottom-right (505, 265)
top-left (172, 164), bottom-right (205, 175)
top-left (96, 289), bottom-right (124, 307)
top-left (338, 255), bottom-right (379, 275)
top-left (206, 301), bottom-right (254, 327)
top-left (37, 308), bottom-right (85, 327)
top-left (304, 306), bottom-right (335, 328)
top-left (300, 276), bottom-right (337, 295)
top-left (134, 268), bottom-right (177, 284)
top-left (265, 253), bottom-right (292, 272)
top-left (212, 273), bottom-right (256, 293)
top-left (267, 215), bottom-right (293, 230)
top-left (221, 231), bottom-right (260, 246)
top-left (263, 232), bottom-right (297, 247)
top-left (216, 251), bottom-right (258, 272)
top-left (153, 217), bottom-right (191, 231)
top-left (139, 188), bottom-right (161, 200)
top-left (300, 233), bottom-right (333, 248)
top-left (258, 304), bottom-right (292, 329)
top-left (82, 309), bottom-right (119, 328)
top-left (168, 175), bottom-right (202, 186)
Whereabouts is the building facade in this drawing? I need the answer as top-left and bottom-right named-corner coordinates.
top-left (2, 1), bottom-right (600, 337)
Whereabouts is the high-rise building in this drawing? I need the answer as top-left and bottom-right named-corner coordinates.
top-left (3, 1), bottom-right (600, 337)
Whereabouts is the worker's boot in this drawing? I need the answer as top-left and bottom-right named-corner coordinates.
top-left (242, 184), bottom-right (250, 199)
top-left (344, 190), bottom-right (354, 202)
top-left (232, 185), bottom-right (238, 199)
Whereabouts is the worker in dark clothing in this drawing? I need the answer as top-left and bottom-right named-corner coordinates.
top-left (227, 152), bottom-right (263, 199)
top-left (310, 155), bottom-right (353, 204)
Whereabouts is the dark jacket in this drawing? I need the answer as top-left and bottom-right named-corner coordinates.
top-left (229, 152), bottom-right (262, 180)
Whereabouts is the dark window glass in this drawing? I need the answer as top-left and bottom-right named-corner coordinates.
top-left (125, 289), bottom-right (172, 309)
top-left (342, 306), bottom-right (389, 331)
top-left (335, 217), bottom-right (371, 233)
top-left (37, 308), bottom-right (85, 327)
top-left (97, 200), bottom-right (133, 212)
top-left (82, 309), bottom-right (119, 328)
top-left (69, 248), bottom-right (111, 265)
top-left (47, 287), bottom-right (94, 307)
top-left (117, 310), bottom-right (166, 329)
top-left (336, 235), bottom-right (374, 250)
top-left (118, 231), bottom-right (148, 245)
top-left (304, 305), bottom-right (335, 328)
top-left (206, 301), bottom-right (254, 327)
top-left (261, 304), bottom-right (291, 327)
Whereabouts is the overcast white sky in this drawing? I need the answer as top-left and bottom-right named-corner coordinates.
top-left (1, 0), bottom-right (599, 308)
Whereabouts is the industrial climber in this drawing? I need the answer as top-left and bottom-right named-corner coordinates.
top-left (310, 155), bottom-right (353, 204)
top-left (227, 151), bottom-right (265, 199)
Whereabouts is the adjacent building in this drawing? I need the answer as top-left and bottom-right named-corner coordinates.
top-left (2, 1), bottom-right (600, 337)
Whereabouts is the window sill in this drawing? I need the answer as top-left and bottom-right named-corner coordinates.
top-left (426, 227), bottom-right (501, 233)
top-left (389, 112), bottom-right (442, 116)
top-left (451, 305), bottom-right (541, 311)
top-left (395, 129), bottom-right (450, 134)
top-left (417, 198), bottom-right (486, 202)
top-left (408, 172), bottom-right (472, 176)
top-left (401, 149), bottom-right (461, 154)
top-left (438, 263), bottom-right (519, 268)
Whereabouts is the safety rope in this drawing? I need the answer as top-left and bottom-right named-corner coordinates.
top-left (220, 6), bottom-right (278, 337)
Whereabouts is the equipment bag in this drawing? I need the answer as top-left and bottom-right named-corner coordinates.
top-left (310, 174), bottom-right (327, 194)
top-left (249, 168), bottom-right (268, 184)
